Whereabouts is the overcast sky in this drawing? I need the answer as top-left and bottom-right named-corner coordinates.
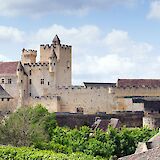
top-left (1, 0), bottom-right (160, 84)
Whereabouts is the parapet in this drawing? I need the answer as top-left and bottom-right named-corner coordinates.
top-left (61, 44), bottom-right (72, 50)
top-left (22, 48), bottom-right (37, 56)
top-left (24, 62), bottom-right (49, 67)
top-left (40, 44), bottom-right (53, 49)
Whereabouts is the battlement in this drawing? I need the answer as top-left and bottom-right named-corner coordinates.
top-left (31, 96), bottom-right (60, 100)
top-left (56, 85), bottom-right (110, 91)
top-left (22, 48), bottom-right (37, 56)
top-left (24, 62), bottom-right (49, 67)
top-left (40, 44), bottom-right (54, 49)
top-left (60, 44), bottom-right (72, 50)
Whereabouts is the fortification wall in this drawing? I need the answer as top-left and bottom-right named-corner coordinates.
top-left (56, 111), bottom-right (143, 128)
top-left (112, 97), bottom-right (144, 112)
top-left (115, 87), bottom-right (160, 97)
top-left (112, 87), bottom-right (160, 112)
top-left (143, 114), bottom-right (160, 129)
top-left (26, 96), bottom-right (60, 112)
top-left (55, 86), bottom-right (115, 114)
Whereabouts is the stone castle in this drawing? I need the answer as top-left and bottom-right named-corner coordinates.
top-left (1, 35), bottom-right (160, 125)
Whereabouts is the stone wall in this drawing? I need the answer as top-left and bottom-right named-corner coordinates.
top-left (143, 113), bottom-right (160, 128)
top-left (56, 86), bottom-right (114, 114)
top-left (56, 111), bottom-right (144, 128)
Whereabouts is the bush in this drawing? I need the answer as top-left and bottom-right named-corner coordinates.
top-left (38, 126), bottom-right (158, 159)
top-left (0, 146), bottom-right (105, 160)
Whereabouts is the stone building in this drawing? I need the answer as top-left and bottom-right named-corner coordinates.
top-left (0, 35), bottom-right (115, 114)
top-left (1, 35), bottom-right (160, 118)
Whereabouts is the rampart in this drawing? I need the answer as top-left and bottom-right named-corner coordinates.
top-left (56, 111), bottom-right (144, 128)
top-left (55, 85), bottom-right (115, 114)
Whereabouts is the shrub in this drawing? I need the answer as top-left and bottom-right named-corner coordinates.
top-left (0, 146), bottom-right (105, 160)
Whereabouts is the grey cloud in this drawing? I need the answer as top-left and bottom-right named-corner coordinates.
top-left (0, 0), bottom-right (138, 16)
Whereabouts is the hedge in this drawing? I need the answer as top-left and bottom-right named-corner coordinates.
top-left (0, 146), bottom-right (106, 160)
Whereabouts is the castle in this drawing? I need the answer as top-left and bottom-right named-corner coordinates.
top-left (1, 35), bottom-right (160, 123)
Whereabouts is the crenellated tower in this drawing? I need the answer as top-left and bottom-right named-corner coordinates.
top-left (40, 35), bottom-right (72, 86)
top-left (21, 48), bottom-right (37, 64)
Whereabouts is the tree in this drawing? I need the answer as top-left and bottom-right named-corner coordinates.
top-left (0, 104), bottom-right (57, 147)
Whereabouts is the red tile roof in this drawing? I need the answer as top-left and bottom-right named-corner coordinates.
top-left (0, 61), bottom-right (19, 74)
top-left (117, 79), bottom-right (160, 87)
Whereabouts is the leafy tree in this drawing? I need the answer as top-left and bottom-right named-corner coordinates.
top-left (0, 104), bottom-right (57, 147)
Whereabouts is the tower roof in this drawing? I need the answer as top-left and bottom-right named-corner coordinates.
top-left (52, 35), bottom-right (60, 45)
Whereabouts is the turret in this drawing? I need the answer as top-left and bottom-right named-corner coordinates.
top-left (21, 48), bottom-right (37, 64)
top-left (16, 62), bottom-right (25, 106)
top-left (17, 61), bottom-right (24, 84)
top-left (49, 50), bottom-right (57, 73)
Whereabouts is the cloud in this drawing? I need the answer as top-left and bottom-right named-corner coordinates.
top-left (0, 24), bottom-right (159, 84)
top-left (0, 26), bottom-right (24, 43)
top-left (0, 0), bottom-right (138, 16)
top-left (27, 24), bottom-right (156, 84)
top-left (147, 1), bottom-right (160, 20)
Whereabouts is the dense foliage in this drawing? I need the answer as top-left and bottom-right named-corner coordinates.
top-left (0, 104), bottom-right (57, 146)
top-left (37, 126), bottom-right (158, 158)
top-left (0, 146), bottom-right (105, 160)
top-left (0, 105), bottom-right (158, 159)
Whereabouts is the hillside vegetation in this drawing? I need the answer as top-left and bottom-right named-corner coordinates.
top-left (0, 105), bottom-right (158, 159)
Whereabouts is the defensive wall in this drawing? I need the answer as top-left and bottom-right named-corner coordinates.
top-left (55, 85), bottom-right (114, 114)
top-left (56, 111), bottom-right (144, 128)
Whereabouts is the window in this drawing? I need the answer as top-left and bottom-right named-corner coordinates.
top-left (48, 82), bottom-right (50, 85)
top-left (21, 80), bottom-right (23, 83)
top-left (41, 79), bottom-right (44, 85)
top-left (8, 79), bottom-right (11, 84)
top-left (2, 98), bottom-right (4, 101)
top-left (76, 107), bottom-right (84, 113)
top-left (7, 98), bottom-right (10, 101)
top-left (29, 93), bottom-right (31, 96)
top-left (29, 70), bottom-right (31, 76)
top-left (29, 79), bottom-right (32, 84)
top-left (1, 79), bottom-right (4, 84)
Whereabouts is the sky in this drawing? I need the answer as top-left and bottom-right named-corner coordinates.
top-left (1, 0), bottom-right (160, 84)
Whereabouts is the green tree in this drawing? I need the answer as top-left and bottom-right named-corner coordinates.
top-left (0, 104), bottom-right (57, 147)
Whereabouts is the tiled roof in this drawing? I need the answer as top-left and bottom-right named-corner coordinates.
top-left (148, 133), bottom-right (160, 149)
top-left (117, 79), bottom-right (160, 87)
top-left (0, 85), bottom-right (12, 99)
top-left (0, 61), bottom-right (19, 74)
top-left (119, 147), bottom-right (160, 160)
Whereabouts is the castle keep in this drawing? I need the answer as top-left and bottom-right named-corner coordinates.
top-left (1, 35), bottom-right (160, 120)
